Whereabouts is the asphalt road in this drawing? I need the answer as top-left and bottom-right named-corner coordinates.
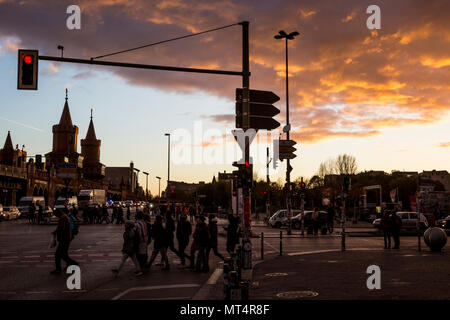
top-left (0, 216), bottom-right (444, 300)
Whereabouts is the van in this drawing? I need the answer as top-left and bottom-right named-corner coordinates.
top-left (18, 196), bottom-right (46, 215)
top-left (54, 196), bottom-right (78, 211)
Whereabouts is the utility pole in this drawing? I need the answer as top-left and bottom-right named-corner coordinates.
top-left (156, 176), bottom-right (161, 198)
top-left (143, 171), bottom-right (149, 199)
top-left (274, 30), bottom-right (299, 235)
top-left (165, 133), bottom-right (170, 196)
top-left (266, 147), bottom-right (271, 221)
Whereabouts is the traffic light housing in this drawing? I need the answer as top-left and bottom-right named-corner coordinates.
top-left (343, 176), bottom-right (351, 191)
top-left (300, 181), bottom-right (306, 192)
top-left (18, 49), bottom-right (38, 90)
top-left (274, 139), bottom-right (297, 162)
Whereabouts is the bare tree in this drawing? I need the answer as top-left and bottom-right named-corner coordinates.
top-left (334, 154), bottom-right (358, 175)
top-left (317, 158), bottom-right (336, 179)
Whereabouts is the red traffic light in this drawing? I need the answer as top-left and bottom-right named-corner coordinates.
top-left (263, 191), bottom-right (267, 194)
top-left (301, 182), bottom-right (306, 188)
top-left (23, 55), bottom-right (32, 64)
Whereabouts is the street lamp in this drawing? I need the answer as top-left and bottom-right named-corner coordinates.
top-left (274, 29), bottom-right (299, 235)
top-left (165, 133), bottom-right (171, 196)
top-left (143, 171), bottom-right (149, 199)
top-left (156, 176), bottom-right (161, 198)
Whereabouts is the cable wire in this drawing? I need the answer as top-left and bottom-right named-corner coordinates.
top-left (92, 22), bottom-right (241, 60)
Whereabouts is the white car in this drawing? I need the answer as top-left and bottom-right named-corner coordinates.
top-left (268, 209), bottom-right (303, 228)
top-left (373, 211), bottom-right (428, 230)
top-left (0, 206), bottom-right (21, 221)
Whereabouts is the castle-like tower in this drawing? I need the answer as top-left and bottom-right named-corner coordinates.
top-left (81, 109), bottom-right (105, 180)
top-left (45, 89), bottom-right (83, 168)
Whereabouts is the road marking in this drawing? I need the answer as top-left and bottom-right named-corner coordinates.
top-left (207, 268), bottom-right (223, 285)
top-left (288, 248), bottom-right (384, 256)
top-left (112, 284), bottom-right (200, 300)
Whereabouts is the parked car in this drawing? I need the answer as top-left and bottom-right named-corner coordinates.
top-left (268, 209), bottom-right (303, 228)
top-left (0, 206), bottom-right (21, 221)
top-left (372, 211), bottom-right (428, 230)
top-left (438, 215), bottom-right (450, 230)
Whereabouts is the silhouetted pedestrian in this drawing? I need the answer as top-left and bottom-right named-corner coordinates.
top-left (206, 214), bottom-right (224, 269)
top-left (225, 214), bottom-right (240, 254)
top-left (50, 209), bottom-right (78, 275)
top-left (112, 220), bottom-right (142, 276)
top-left (381, 210), bottom-right (392, 249)
top-left (147, 215), bottom-right (170, 270)
top-left (391, 212), bottom-right (402, 249)
top-left (176, 214), bottom-right (192, 266)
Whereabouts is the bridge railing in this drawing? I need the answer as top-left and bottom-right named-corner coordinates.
top-left (0, 164), bottom-right (27, 179)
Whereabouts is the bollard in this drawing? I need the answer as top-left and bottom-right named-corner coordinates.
top-left (280, 231), bottom-right (283, 256)
top-left (261, 232), bottom-right (264, 260)
top-left (240, 281), bottom-right (250, 300)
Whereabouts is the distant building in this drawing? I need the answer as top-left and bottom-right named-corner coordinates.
top-left (218, 171), bottom-right (233, 183)
top-left (391, 171), bottom-right (418, 178)
top-left (45, 90), bottom-right (83, 169)
top-left (105, 162), bottom-right (138, 193)
top-left (420, 170), bottom-right (450, 191)
top-left (81, 110), bottom-right (105, 180)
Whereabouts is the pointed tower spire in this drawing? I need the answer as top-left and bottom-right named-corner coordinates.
top-left (3, 131), bottom-right (14, 151)
top-left (85, 108), bottom-right (97, 140)
top-left (59, 88), bottom-right (73, 126)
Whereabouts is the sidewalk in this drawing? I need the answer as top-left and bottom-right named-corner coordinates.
top-left (249, 247), bottom-right (450, 300)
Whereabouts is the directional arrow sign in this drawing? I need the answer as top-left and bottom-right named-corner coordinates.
top-left (279, 153), bottom-right (297, 160)
top-left (236, 88), bottom-right (280, 104)
top-left (236, 88), bottom-right (281, 130)
top-left (279, 146), bottom-right (296, 153)
top-left (236, 102), bottom-right (280, 118)
top-left (279, 139), bottom-right (296, 147)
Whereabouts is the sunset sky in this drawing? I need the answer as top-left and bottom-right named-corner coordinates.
top-left (1, 0), bottom-right (449, 195)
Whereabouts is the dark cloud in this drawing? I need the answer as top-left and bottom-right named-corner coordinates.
top-left (1, 0), bottom-right (449, 142)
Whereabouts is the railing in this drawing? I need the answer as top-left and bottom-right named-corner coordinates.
top-left (0, 164), bottom-right (27, 179)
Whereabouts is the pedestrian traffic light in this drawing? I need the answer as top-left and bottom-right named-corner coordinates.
top-left (300, 181), bottom-right (306, 192)
top-left (18, 49), bottom-right (38, 90)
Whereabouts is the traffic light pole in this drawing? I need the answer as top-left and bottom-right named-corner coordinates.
top-left (240, 21), bottom-right (252, 270)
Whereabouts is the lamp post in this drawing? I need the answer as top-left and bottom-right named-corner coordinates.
top-left (165, 133), bottom-right (171, 196)
top-left (143, 171), bottom-right (149, 199)
top-left (274, 30), bottom-right (299, 235)
top-left (156, 176), bottom-right (161, 198)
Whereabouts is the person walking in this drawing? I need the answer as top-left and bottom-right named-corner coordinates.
top-left (50, 209), bottom-right (78, 275)
top-left (37, 202), bottom-right (43, 225)
top-left (147, 215), bottom-right (170, 270)
top-left (29, 203), bottom-right (36, 224)
top-left (116, 205), bottom-right (124, 225)
top-left (381, 210), bottom-right (392, 249)
top-left (99, 205), bottom-right (110, 224)
top-left (194, 215), bottom-right (210, 272)
top-left (206, 214), bottom-right (224, 269)
top-left (224, 213), bottom-right (240, 254)
top-left (126, 205), bottom-right (131, 221)
top-left (176, 214), bottom-right (192, 266)
top-left (189, 205), bottom-right (195, 223)
top-left (165, 212), bottom-right (180, 258)
top-left (312, 208), bottom-right (320, 236)
top-left (391, 212), bottom-right (402, 249)
top-left (327, 205), bottom-right (335, 233)
top-left (111, 220), bottom-right (142, 276)
top-left (135, 211), bottom-right (149, 271)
